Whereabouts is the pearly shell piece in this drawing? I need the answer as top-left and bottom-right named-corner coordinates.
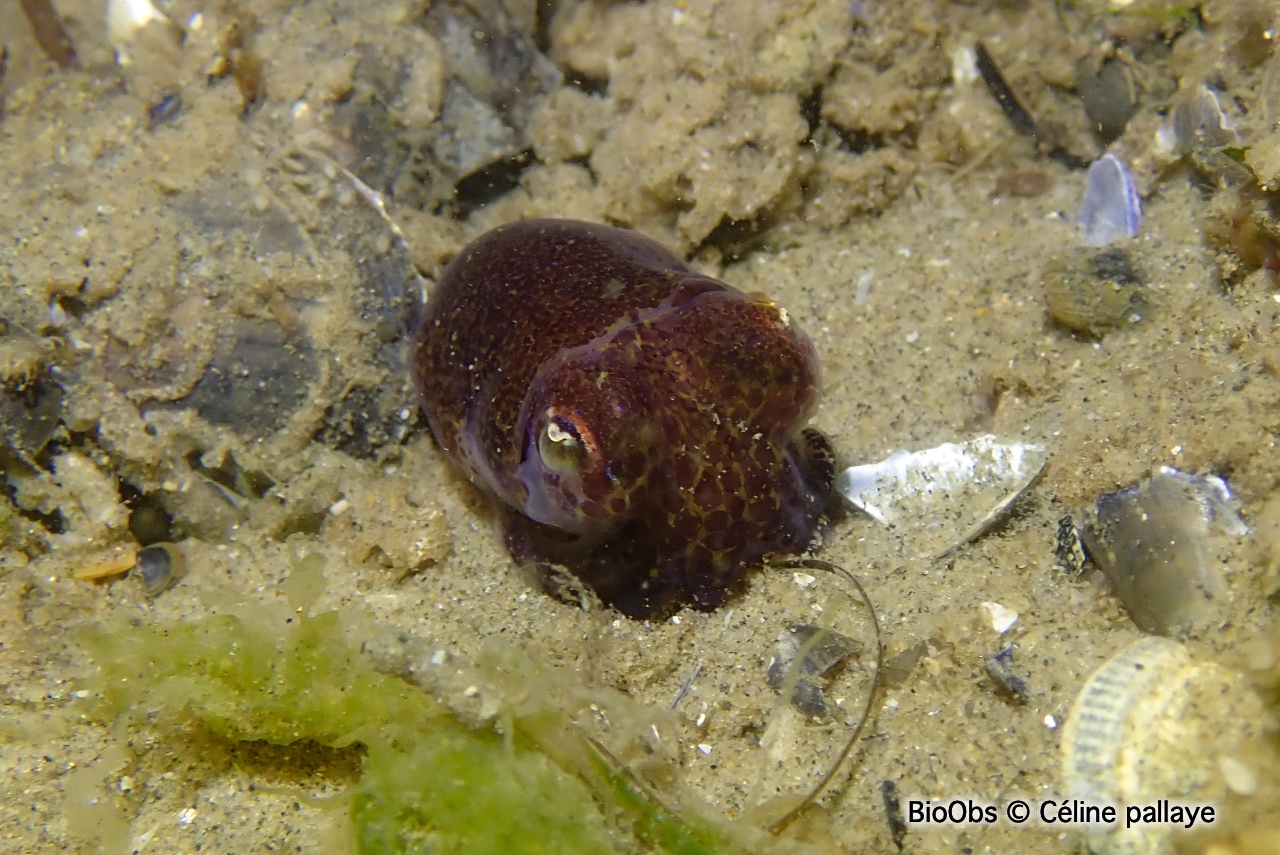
top-left (834, 434), bottom-right (1047, 558)
top-left (1061, 636), bottom-right (1268, 855)
top-left (1080, 153), bottom-right (1142, 246)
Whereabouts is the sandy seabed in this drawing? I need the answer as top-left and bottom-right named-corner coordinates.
top-left (2, 0), bottom-right (1279, 852)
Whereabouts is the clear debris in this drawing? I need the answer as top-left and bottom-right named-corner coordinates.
top-left (766, 623), bottom-right (863, 721)
top-left (1081, 467), bottom-right (1247, 636)
top-left (1079, 153), bottom-right (1142, 246)
top-left (834, 435), bottom-right (1048, 558)
top-left (0, 370), bottom-right (64, 468)
top-left (750, 558), bottom-right (883, 833)
top-left (178, 320), bottom-right (318, 439)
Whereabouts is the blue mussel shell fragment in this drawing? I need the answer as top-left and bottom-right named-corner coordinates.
top-left (1079, 153), bottom-right (1142, 246)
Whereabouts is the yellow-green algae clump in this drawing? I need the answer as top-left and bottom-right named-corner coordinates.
top-left (78, 561), bottom-right (748, 855)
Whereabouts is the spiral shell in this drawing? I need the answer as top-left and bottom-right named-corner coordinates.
top-left (1060, 636), bottom-right (1267, 855)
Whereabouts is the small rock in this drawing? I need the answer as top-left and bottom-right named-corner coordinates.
top-left (1043, 246), bottom-right (1147, 338)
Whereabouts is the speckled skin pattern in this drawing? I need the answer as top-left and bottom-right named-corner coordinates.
top-left (413, 219), bottom-right (831, 616)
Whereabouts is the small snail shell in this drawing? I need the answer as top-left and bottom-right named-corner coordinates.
top-left (133, 543), bottom-right (186, 596)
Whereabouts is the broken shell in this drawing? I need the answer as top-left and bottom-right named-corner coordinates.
top-left (834, 435), bottom-right (1047, 558)
top-left (1169, 84), bottom-right (1239, 153)
top-left (107, 0), bottom-right (170, 46)
top-left (133, 542), bottom-right (185, 596)
top-left (1079, 153), bottom-right (1141, 246)
top-left (982, 601), bottom-right (1018, 634)
top-left (1061, 636), bottom-right (1267, 855)
top-left (74, 543), bottom-right (139, 581)
top-left (1082, 468), bottom-right (1246, 636)
top-left (107, 0), bottom-right (182, 66)
top-left (0, 370), bottom-right (65, 467)
top-left (766, 623), bottom-right (862, 721)
top-left (179, 320), bottom-right (318, 440)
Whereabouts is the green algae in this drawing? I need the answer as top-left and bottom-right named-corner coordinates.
top-left (83, 610), bottom-right (442, 748)
top-left (354, 733), bottom-right (614, 855)
top-left (581, 743), bottom-right (735, 855)
top-left (81, 605), bottom-right (620, 854)
top-left (76, 560), bottom-right (754, 855)
top-left (461, 644), bottom-right (747, 855)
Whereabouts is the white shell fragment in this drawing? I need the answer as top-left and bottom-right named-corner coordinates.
top-left (982, 601), bottom-right (1018, 634)
top-left (1217, 755), bottom-right (1257, 796)
top-left (108, 0), bottom-right (172, 57)
top-left (950, 44), bottom-right (980, 86)
top-left (1082, 467), bottom-right (1247, 636)
top-left (1080, 153), bottom-right (1142, 246)
top-left (1061, 637), bottom-right (1267, 855)
top-left (834, 434), bottom-right (1048, 557)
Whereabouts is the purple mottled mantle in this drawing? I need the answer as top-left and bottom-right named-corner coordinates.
top-left (413, 219), bottom-right (831, 616)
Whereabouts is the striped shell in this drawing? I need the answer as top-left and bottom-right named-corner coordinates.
top-left (1060, 636), bottom-right (1268, 855)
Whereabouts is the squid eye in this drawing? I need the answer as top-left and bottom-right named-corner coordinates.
top-left (538, 417), bottom-right (586, 475)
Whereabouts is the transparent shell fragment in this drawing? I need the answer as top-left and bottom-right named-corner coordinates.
top-left (1168, 84), bottom-right (1239, 153)
top-left (0, 372), bottom-right (64, 467)
top-left (766, 623), bottom-right (862, 721)
top-left (1082, 467), bottom-right (1247, 636)
top-left (834, 434), bottom-right (1048, 558)
top-left (746, 560), bottom-right (881, 826)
